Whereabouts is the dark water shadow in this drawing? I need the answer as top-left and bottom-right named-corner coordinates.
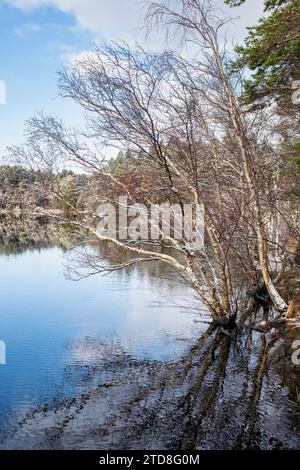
top-left (1, 318), bottom-right (299, 450)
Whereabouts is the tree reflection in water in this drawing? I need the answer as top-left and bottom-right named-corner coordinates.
top-left (0, 217), bottom-right (299, 449)
top-left (2, 320), bottom-right (299, 450)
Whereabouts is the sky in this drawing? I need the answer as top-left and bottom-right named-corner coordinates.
top-left (0, 0), bottom-right (265, 157)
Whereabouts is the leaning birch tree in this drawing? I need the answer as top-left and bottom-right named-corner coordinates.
top-left (10, 0), bottom-right (295, 323)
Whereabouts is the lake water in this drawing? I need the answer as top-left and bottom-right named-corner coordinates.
top-left (1, 219), bottom-right (299, 450)
top-left (0, 220), bottom-right (204, 428)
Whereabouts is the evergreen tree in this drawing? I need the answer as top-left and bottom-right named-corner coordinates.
top-left (225, 0), bottom-right (300, 106)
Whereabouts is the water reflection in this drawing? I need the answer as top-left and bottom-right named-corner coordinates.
top-left (0, 215), bottom-right (84, 255)
top-left (0, 217), bottom-right (299, 449)
top-left (1, 324), bottom-right (299, 450)
top-left (0, 216), bottom-right (203, 433)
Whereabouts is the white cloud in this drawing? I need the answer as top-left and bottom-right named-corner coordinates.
top-left (15, 21), bottom-right (41, 36)
top-left (4, 0), bottom-right (265, 42)
top-left (5, 0), bottom-right (141, 36)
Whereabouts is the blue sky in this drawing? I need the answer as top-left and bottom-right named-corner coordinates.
top-left (0, 0), bottom-right (264, 156)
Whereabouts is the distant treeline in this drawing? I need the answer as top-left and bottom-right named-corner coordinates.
top-left (0, 165), bottom-right (88, 212)
top-left (0, 164), bottom-right (88, 213)
top-left (0, 150), bottom-right (179, 214)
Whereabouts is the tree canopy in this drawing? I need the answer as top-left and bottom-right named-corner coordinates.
top-left (226, 0), bottom-right (300, 106)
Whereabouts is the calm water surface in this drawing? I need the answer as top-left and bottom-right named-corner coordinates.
top-left (0, 220), bottom-right (299, 449)
top-left (0, 222), bottom-right (203, 428)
